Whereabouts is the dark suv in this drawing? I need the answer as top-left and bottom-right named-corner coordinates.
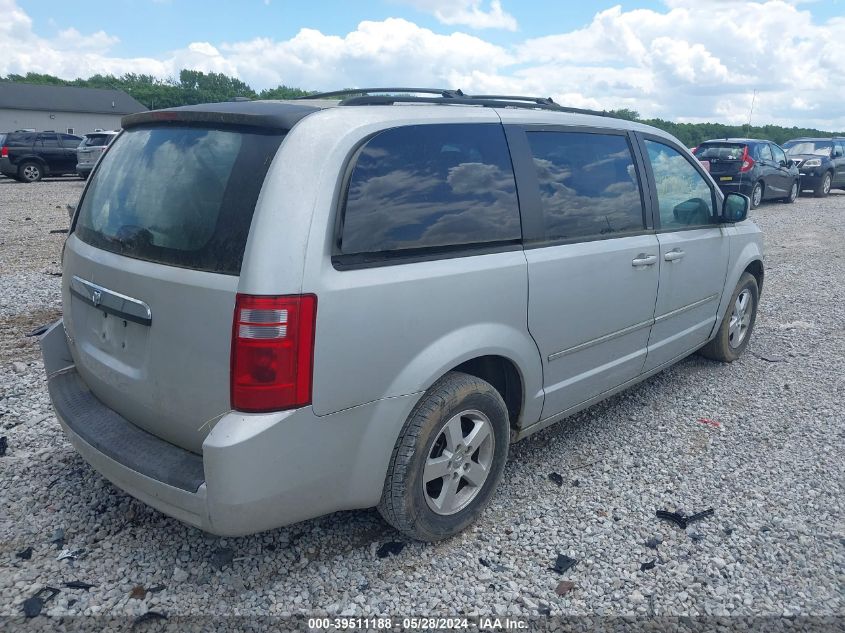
top-left (782, 137), bottom-right (845, 197)
top-left (693, 139), bottom-right (799, 208)
top-left (0, 130), bottom-right (83, 182)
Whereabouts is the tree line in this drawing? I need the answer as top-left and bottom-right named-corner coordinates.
top-left (2, 70), bottom-right (841, 145)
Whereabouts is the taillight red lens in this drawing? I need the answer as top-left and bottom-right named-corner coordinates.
top-left (230, 294), bottom-right (317, 413)
top-left (740, 146), bottom-right (755, 173)
top-left (1, 146), bottom-right (8, 158)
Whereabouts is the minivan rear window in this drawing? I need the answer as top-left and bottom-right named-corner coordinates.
top-left (74, 125), bottom-right (284, 274)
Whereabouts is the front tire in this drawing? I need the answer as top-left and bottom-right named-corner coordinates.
top-left (814, 172), bottom-right (832, 198)
top-left (378, 371), bottom-right (510, 542)
top-left (750, 181), bottom-right (763, 209)
top-left (18, 161), bottom-right (43, 183)
top-left (700, 272), bottom-right (759, 362)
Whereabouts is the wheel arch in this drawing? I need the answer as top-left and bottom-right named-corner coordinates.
top-left (18, 156), bottom-right (48, 175)
top-left (386, 324), bottom-right (544, 436)
top-left (452, 355), bottom-right (524, 433)
top-left (744, 259), bottom-right (764, 296)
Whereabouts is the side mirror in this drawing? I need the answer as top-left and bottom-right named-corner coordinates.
top-left (723, 193), bottom-right (749, 223)
top-left (833, 150), bottom-right (843, 158)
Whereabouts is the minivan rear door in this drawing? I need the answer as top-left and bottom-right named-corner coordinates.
top-left (65, 121), bottom-right (286, 453)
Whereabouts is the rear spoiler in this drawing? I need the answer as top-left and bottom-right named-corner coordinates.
top-left (121, 102), bottom-right (323, 131)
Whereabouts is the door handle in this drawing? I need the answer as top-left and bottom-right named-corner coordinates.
top-left (664, 248), bottom-right (685, 262)
top-left (632, 254), bottom-right (658, 267)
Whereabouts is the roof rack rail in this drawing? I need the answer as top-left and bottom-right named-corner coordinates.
top-left (294, 88), bottom-right (611, 117)
top-left (300, 88), bottom-right (465, 100)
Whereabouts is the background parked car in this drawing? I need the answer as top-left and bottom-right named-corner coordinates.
top-left (782, 137), bottom-right (845, 198)
top-left (76, 130), bottom-right (119, 179)
top-left (0, 130), bottom-right (83, 182)
top-left (693, 139), bottom-right (799, 208)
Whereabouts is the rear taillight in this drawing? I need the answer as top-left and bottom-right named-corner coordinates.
top-left (1, 146), bottom-right (8, 158)
top-left (740, 146), bottom-right (755, 173)
top-left (230, 294), bottom-right (317, 413)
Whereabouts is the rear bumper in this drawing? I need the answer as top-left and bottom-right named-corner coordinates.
top-left (75, 163), bottom-right (93, 176)
top-left (0, 157), bottom-right (16, 177)
top-left (41, 320), bottom-right (418, 535)
top-left (715, 180), bottom-right (754, 196)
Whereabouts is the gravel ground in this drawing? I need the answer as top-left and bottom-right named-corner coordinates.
top-left (0, 176), bottom-right (843, 621)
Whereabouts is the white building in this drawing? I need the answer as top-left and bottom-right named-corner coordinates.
top-left (0, 83), bottom-right (147, 135)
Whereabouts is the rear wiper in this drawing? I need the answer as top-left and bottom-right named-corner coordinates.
top-left (108, 225), bottom-right (154, 250)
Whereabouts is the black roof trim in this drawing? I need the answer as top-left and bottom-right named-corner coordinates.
top-left (122, 100), bottom-right (322, 130)
top-left (296, 88), bottom-right (609, 116)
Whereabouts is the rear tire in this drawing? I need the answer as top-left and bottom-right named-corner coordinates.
top-left (18, 161), bottom-right (43, 183)
top-left (378, 371), bottom-right (510, 542)
top-left (814, 172), bottom-right (832, 197)
top-left (750, 181), bottom-right (763, 209)
top-left (700, 272), bottom-right (758, 362)
top-left (783, 179), bottom-right (799, 203)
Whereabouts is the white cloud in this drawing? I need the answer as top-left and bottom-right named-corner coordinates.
top-left (400, 0), bottom-right (517, 31)
top-left (0, 0), bottom-right (843, 129)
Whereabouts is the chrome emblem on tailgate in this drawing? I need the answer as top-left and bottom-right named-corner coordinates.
top-left (70, 276), bottom-right (152, 326)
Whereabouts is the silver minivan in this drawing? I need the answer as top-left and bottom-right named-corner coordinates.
top-left (41, 91), bottom-right (763, 541)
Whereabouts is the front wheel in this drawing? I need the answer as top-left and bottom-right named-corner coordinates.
top-left (784, 179), bottom-right (799, 203)
top-left (378, 371), bottom-right (510, 541)
top-left (814, 172), bottom-right (832, 198)
top-left (700, 272), bottom-right (759, 362)
top-left (750, 181), bottom-right (763, 209)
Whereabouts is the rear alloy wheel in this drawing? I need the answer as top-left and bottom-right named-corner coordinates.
top-left (19, 161), bottom-right (43, 183)
top-left (750, 181), bottom-right (763, 209)
top-left (784, 180), bottom-right (799, 203)
top-left (814, 172), bottom-right (832, 198)
top-left (378, 371), bottom-right (510, 541)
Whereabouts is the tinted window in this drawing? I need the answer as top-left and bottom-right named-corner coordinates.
top-left (695, 143), bottom-right (744, 160)
top-left (340, 124), bottom-right (520, 255)
top-left (75, 125), bottom-right (284, 274)
top-left (771, 144), bottom-right (786, 164)
top-left (835, 142), bottom-right (845, 157)
top-left (61, 134), bottom-right (82, 146)
top-left (82, 134), bottom-right (112, 147)
top-left (645, 139), bottom-right (715, 229)
top-left (8, 133), bottom-right (34, 146)
top-left (39, 133), bottom-right (60, 148)
top-left (758, 144), bottom-right (773, 161)
top-left (526, 131), bottom-right (645, 241)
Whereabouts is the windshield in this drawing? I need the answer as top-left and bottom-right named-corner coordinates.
top-left (694, 143), bottom-right (745, 160)
top-left (784, 141), bottom-right (832, 156)
top-left (74, 125), bottom-right (284, 274)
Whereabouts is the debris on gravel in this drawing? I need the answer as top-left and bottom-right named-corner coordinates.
top-left (0, 180), bottom-right (843, 618)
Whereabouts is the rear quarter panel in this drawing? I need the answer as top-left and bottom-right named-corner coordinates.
top-left (242, 107), bottom-right (544, 425)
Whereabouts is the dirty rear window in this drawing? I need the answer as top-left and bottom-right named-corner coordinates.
top-left (81, 134), bottom-right (114, 147)
top-left (74, 125), bottom-right (284, 274)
